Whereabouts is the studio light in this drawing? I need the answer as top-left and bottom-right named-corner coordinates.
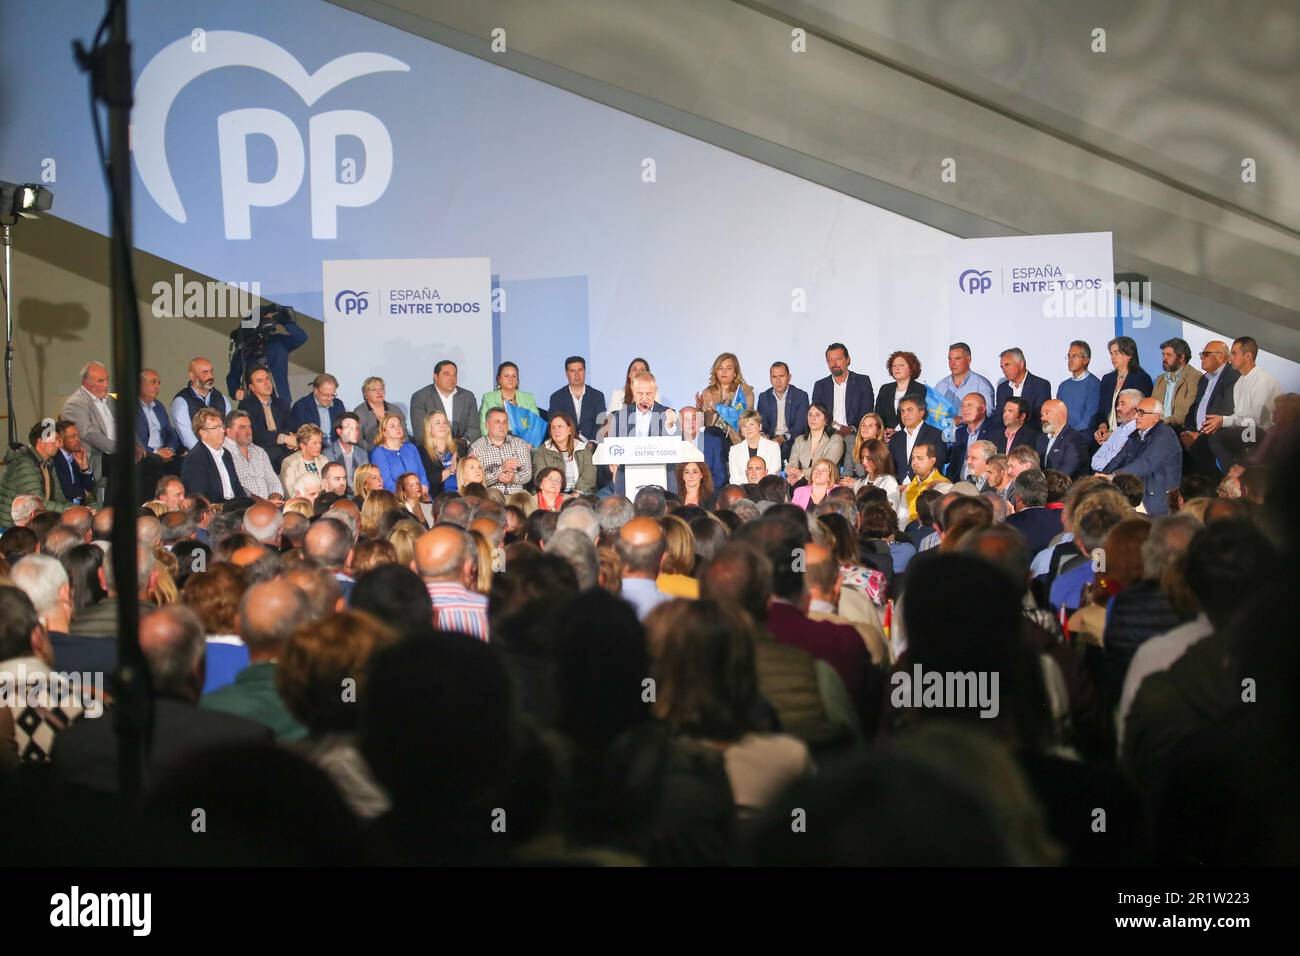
top-left (0, 180), bottom-right (53, 224)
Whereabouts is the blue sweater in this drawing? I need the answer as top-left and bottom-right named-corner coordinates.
top-left (1057, 374), bottom-right (1101, 433)
top-left (371, 442), bottom-right (429, 492)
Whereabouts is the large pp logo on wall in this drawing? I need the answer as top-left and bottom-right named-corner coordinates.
top-left (958, 269), bottom-right (992, 294)
top-left (133, 31), bottom-right (410, 240)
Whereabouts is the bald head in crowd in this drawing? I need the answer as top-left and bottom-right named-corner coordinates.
top-left (60, 506), bottom-right (94, 542)
top-left (615, 517), bottom-right (666, 579)
top-left (281, 565), bottom-right (343, 619)
top-left (304, 516), bottom-right (353, 573)
top-left (415, 526), bottom-right (473, 584)
top-left (243, 502), bottom-right (283, 547)
top-left (1040, 399), bottom-right (1069, 436)
top-left (140, 605), bottom-right (206, 700)
top-left (239, 579), bottom-right (308, 660)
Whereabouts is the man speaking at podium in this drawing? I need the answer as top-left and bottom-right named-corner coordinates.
top-left (601, 371), bottom-right (678, 497)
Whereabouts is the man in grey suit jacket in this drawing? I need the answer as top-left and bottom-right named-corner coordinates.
top-left (409, 360), bottom-right (481, 445)
top-left (60, 361), bottom-right (120, 489)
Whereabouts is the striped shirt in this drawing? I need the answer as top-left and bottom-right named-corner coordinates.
top-left (425, 581), bottom-right (490, 641)
top-left (224, 438), bottom-right (284, 498)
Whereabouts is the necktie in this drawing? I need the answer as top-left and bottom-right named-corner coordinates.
top-left (262, 402), bottom-right (276, 431)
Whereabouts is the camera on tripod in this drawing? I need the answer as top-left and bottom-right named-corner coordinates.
top-left (229, 301), bottom-right (297, 395)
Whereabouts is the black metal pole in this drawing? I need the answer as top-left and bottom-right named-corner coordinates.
top-left (2, 224), bottom-right (14, 449)
top-left (97, 0), bottom-right (151, 800)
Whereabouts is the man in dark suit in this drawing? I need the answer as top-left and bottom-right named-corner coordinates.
top-left (53, 605), bottom-right (272, 793)
top-left (993, 396), bottom-right (1042, 454)
top-left (1102, 398), bottom-right (1183, 515)
top-left (1004, 468), bottom-right (1063, 554)
top-left (1036, 399), bottom-right (1089, 478)
top-left (238, 364), bottom-right (296, 471)
top-left (758, 361), bottom-right (810, 463)
top-left (888, 396), bottom-right (946, 481)
top-left (811, 342), bottom-right (874, 442)
top-left (601, 372), bottom-right (678, 497)
top-left (547, 356), bottom-right (607, 441)
top-left (180, 408), bottom-right (247, 503)
top-left (1177, 339), bottom-right (1239, 477)
top-left (945, 393), bottom-right (999, 479)
top-left (52, 420), bottom-right (98, 506)
top-left (289, 373), bottom-right (346, 449)
top-left (674, 406), bottom-right (727, 491)
top-left (409, 360), bottom-right (481, 445)
top-left (994, 347), bottom-right (1053, 422)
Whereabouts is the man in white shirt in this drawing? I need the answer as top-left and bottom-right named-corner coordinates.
top-left (1201, 336), bottom-right (1280, 466)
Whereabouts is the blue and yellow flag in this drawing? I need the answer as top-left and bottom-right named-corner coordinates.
top-left (925, 385), bottom-right (957, 440)
top-left (713, 390), bottom-right (748, 434)
top-left (506, 402), bottom-right (546, 446)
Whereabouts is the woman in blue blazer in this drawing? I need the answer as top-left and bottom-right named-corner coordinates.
top-left (1094, 336), bottom-right (1154, 432)
top-left (370, 411), bottom-right (429, 494)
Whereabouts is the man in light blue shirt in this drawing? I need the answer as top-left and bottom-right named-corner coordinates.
top-left (934, 342), bottom-right (996, 413)
top-left (1091, 388), bottom-right (1143, 471)
top-left (616, 517), bottom-right (672, 620)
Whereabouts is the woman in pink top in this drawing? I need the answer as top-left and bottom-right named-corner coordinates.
top-left (792, 457), bottom-right (838, 510)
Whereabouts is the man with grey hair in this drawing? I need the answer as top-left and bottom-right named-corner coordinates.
top-left (304, 516), bottom-right (355, 598)
top-left (546, 528), bottom-right (600, 590)
top-left (1091, 388), bottom-right (1144, 470)
top-left (202, 580), bottom-right (308, 740)
top-left (224, 409), bottom-right (284, 500)
top-left (280, 511), bottom-right (310, 550)
top-left (730, 498), bottom-right (760, 523)
top-left (415, 525), bottom-right (488, 639)
top-left (1101, 396), bottom-right (1183, 515)
top-left (1004, 469), bottom-right (1061, 554)
top-left (994, 347), bottom-right (1052, 421)
top-left (633, 485), bottom-right (667, 519)
top-left (53, 604), bottom-right (272, 792)
top-left (60, 360), bottom-right (117, 487)
top-left (69, 541), bottom-right (158, 638)
top-left (11, 553), bottom-right (73, 636)
top-left (9, 494), bottom-right (43, 528)
top-left (597, 496), bottom-right (634, 546)
top-left (137, 514), bottom-right (163, 552)
top-left (556, 501), bottom-right (600, 543)
top-left (39, 524), bottom-right (82, 560)
top-left (242, 501), bottom-right (284, 548)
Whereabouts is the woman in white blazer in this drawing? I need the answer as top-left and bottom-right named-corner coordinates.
top-left (728, 410), bottom-right (782, 485)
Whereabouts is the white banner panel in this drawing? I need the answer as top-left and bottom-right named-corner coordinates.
top-left (322, 258), bottom-right (493, 424)
top-left (947, 232), bottom-right (1115, 379)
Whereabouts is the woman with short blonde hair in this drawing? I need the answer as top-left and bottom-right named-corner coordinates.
top-left (279, 423), bottom-right (329, 501)
top-left (353, 375), bottom-right (408, 447)
top-left (456, 455), bottom-right (485, 490)
top-left (727, 409), bottom-right (781, 484)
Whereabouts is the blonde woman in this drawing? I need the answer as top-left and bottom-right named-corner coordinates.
top-left (352, 463), bottom-right (384, 501)
top-left (395, 472), bottom-right (431, 528)
top-left (279, 424), bottom-right (329, 503)
top-left (420, 410), bottom-right (463, 494)
top-left (371, 412), bottom-right (428, 494)
top-left (844, 412), bottom-right (887, 479)
top-left (353, 376), bottom-right (408, 446)
top-left (697, 351), bottom-right (756, 444)
top-left (387, 520), bottom-right (421, 567)
top-left (282, 497), bottom-right (314, 518)
top-left (786, 403), bottom-right (845, 486)
top-left (468, 529), bottom-right (495, 593)
top-left (655, 515), bottom-right (699, 598)
top-left (792, 458), bottom-right (839, 510)
top-left (727, 410), bottom-right (781, 485)
top-left (359, 490), bottom-right (399, 538)
top-left (456, 455), bottom-right (485, 489)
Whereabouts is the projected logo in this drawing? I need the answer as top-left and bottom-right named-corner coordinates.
top-left (133, 31), bottom-right (410, 240)
top-left (958, 269), bottom-right (992, 294)
top-left (334, 290), bottom-right (370, 315)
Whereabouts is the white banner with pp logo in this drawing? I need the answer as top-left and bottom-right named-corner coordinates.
top-left (322, 258), bottom-right (493, 421)
top-left (946, 232), bottom-right (1116, 378)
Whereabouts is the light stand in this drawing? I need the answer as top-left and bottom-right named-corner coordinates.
top-left (0, 181), bottom-right (53, 449)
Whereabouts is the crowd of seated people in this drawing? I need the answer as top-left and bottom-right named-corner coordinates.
top-left (0, 332), bottom-right (1295, 865)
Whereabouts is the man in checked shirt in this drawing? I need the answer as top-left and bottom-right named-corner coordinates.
top-left (468, 407), bottom-right (534, 494)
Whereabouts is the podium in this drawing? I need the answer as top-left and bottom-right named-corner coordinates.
top-left (593, 437), bottom-right (705, 500)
